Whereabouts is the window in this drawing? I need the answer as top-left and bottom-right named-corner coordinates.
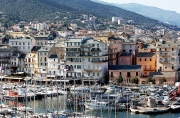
top-left (54, 71), bottom-right (56, 74)
top-left (23, 46), bottom-right (25, 49)
top-left (88, 72), bottom-right (90, 76)
top-left (97, 73), bottom-right (99, 76)
top-left (28, 46), bottom-right (30, 49)
top-left (136, 72), bottom-right (138, 76)
top-left (111, 72), bottom-right (113, 77)
top-left (172, 66), bottom-right (174, 70)
top-left (77, 65), bottom-right (81, 69)
top-left (172, 48), bottom-right (174, 51)
top-left (74, 65), bottom-right (76, 69)
top-left (139, 58), bottom-right (141, 61)
top-left (165, 48), bottom-right (167, 51)
top-left (88, 58), bottom-right (90, 62)
top-left (43, 69), bottom-right (46, 71)
top-left (129, 50), bottom-right (132, 53)
top-left (93, 73), bottom-right (95, 76)
top-left (119, 72), bottom-right (121, 76)
top-left (123, 50), bottom-right (125, 52)
top-left (97, 44), bottom-right (99, 48)
top-left (130, 45), bottom-right (132, 48)
top-left (19, 42), bottom-right (21, 45)
top-left (150, 58), bottom-right (152, 61)
top-left (145, 58), bottom-right (146, 61)
top-left (127, 72), bottom-right (131, 77)
top-left (12, 42), bottom-right (14, 45)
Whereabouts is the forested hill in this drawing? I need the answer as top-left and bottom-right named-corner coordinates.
top-left (0, 0), bottom-right (179, 30)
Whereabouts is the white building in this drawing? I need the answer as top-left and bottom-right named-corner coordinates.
top-left (112, 17), bottom-right (122, 23)
top-left (83, 14), bottom-right (89, 20)
top-left (118, 19), bottom-right (126, 25)
top-left (33, 23), bottom-right (47, 31)
top-left (47, 54), bottom-right (65, 78)
top-left (89, 16), bottom-right (96, 24)
top-left (65, 36), bottom-right (108, 83)
top-left (9, 36), bottom-right (36, 54)
top-left (58, 31), bottom-right (73, 38)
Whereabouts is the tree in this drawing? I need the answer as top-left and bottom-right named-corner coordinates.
top-left (130, 77), bottom-right (139, 84)
top-left (146, 76), bottom-right (155, 84)
top-left (146, 76), bottom-right (152, 84)
top-left (159, 77), bottom-right (166, 84)
top-left (117, 75), bottom-right (123, 85)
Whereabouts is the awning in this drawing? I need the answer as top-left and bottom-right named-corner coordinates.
top-left (52, 80), bottom-right (70, 82)
top-left (13, 72), bottom-right (24, 75)
top-left (4, 76), bottom-right (23, 80)
top-left (24, 77), bottom-right (31, 81)
top-left (47, 75), bottom-right (56, 78)
top-left (31, 79), bottom-right (52, 82)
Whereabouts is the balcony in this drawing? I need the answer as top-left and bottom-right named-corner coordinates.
top-left (91, 59), bottom-right (108, 63)
top-left (159, 60), bottom-right (170, 63)
top-left (84, 67), bottom-right (102, 72)
top-left (66, 69), bottom-right (74, 72)
top-left (159, 52), bottom-right (171, 57)
top-left (0, 56), bottom-right (11, 59)
top-left (144, 68), bottom-right (156, 71)
top-left (91, 48), bottom-right (101, 52)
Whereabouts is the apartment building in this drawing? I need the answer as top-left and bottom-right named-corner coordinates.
top-left (37, 45), bottom-right (56, 79)
top-left (34, 32), bottom-right (50, 46)
top-left (65, 36), bottom-right (108, 83)
top-left (108, 36), bottom-right (122, 66)
top-left (11, 51), bottom-right (21, 73)
top-left (122, 38), bottom-right (138, 65)
top-left (18, 54), bottom-right (26, 73)
top-left (47, 54), bottom-right (64, 79)
top-left (9, 36), bottom-right (36, 54)
top-left (156, 40), bottom-right (179, 72)
top-left (136, 52), bottom-right (156, 77)
top-left (0, 45), bottom-right (13, 75)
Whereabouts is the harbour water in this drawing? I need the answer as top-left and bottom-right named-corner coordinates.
top-left (19, 94), bottom-right (180, 118)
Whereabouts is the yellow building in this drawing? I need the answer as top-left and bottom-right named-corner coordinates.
top-left (25, 46), bottom-right (41, 77)
top-left (8, 31), bottom-right (29, 38)
top-left (136, 52), bottom-right (156, 77)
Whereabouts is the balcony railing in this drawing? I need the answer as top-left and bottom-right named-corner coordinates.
top-left (91, 59), bottom-right (108, 63)
top-left (159, 60), bottom-right (170, 63)
top-left (159, 52), bottom-right (171, 57)
top-left (84, 67), bottom-right (102, 72)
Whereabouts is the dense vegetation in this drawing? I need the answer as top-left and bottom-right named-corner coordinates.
top-left (0, 0), bottom-right (179, 30)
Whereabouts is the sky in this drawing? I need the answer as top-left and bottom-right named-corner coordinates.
top-left (101, 0), bottom-right (180, 13)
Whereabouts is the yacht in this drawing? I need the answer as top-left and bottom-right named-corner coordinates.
top-left (84, 100), bottom-right (126, 110)
top-left (170, 99), bottom-right (180, 111)
top-left (106, 84), bottom-right (121, 91)
top-left (70, 85), bottom-right (90, 92)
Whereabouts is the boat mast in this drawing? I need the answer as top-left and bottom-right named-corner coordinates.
top-left (56, 74), bottom-right (59, 115)
top-left (25, 79), bottom-right (27, 118)
top-left (33, 73), bottom-right (35, 114)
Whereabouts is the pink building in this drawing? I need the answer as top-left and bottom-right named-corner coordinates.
top-left (109, 65), bottom-right (143, 84)
top-left (119, 52), bottom-right (133, 65)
